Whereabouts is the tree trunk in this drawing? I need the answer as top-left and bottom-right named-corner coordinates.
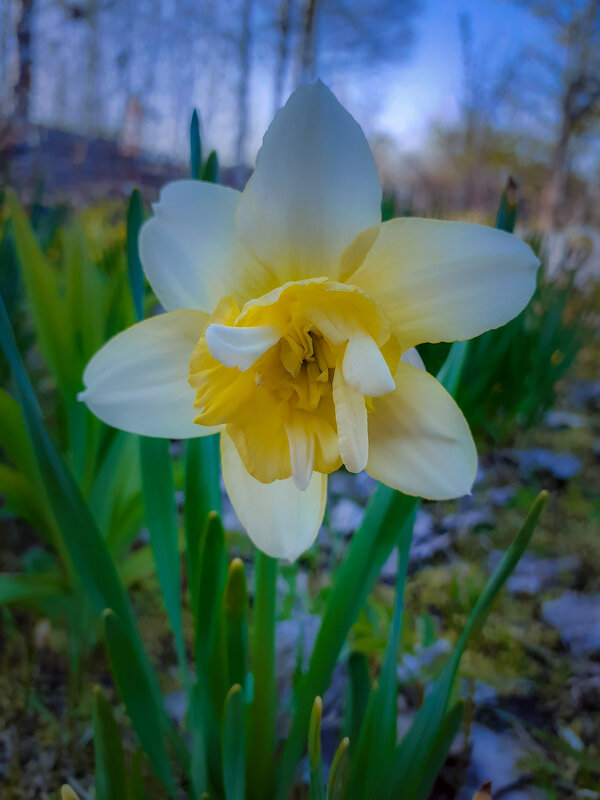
top-left (296, 0), bottom-right (318, 84)
top-left (540, 120), bottom-right (571, 231)
top-left (14, 0), bottom-right (34, 129)
top-left (273, 0), bottom-right (292, 113)
top-left (234, 0), bottom-right (253, 178)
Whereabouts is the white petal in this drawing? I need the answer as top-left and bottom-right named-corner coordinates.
top-left (332, 366), bottom-right (368, 473)
top-left (221, 433), bottom-right (326, 561)
top-left (79, 310), bottom-right (220, 439)
top-left (285, 419), bottom-right (315, 491)
top-left (366, 360), bottom-right (477, 500)
top-left (343, 333), bottom-right (395, 397)
top-left (401, 347), bottom-right (426, 371)
top-left (139, 181), bottom-right (271, 313)
top-left (350, 218), bottom-right (540, 348)
top-left (205, 323), bottom-right (280, 371)
top-left (236, 81), bottom-right (382, 283)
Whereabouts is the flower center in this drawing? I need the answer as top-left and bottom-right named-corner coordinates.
top-left (188, 279), bottom-right (398, 487)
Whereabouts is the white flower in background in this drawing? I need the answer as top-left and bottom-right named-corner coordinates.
top-left (79, 81), bottom-right (539, 561)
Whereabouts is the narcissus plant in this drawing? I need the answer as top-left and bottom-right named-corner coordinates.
top-left (80, 81), bottom-right (539, 560)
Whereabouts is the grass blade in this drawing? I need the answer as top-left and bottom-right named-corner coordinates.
top-left (224, 558), bottom-right (248, 689)
top-left (308, 697), bottom-right (325, 800)
top-left (0, 291), bottom-right (134, 626)
top-left (348, 506), bottom-right (416, 798)
top-left (276, 488), bottom-right (417, 797)
top-left (184, 435), bottom-right (221, 601)
top-left (93, 685), bottom-right (128, 800)
top-left (202, 151), bottom-right (219, 183)
top-left (140, 437), bottom-right (187, 683)
top-left (126, 189), bottom-right (145, 322)
top-left (104, 610), bottom-right (177, 796)
top-left (222, 685), bottom-right (245, 800)
top-left (190, 110), bottom-right (203, 180)
top-left (387, 491), bottom-right (548, 796)
top-left (248, 550), bottom-right (277, 799)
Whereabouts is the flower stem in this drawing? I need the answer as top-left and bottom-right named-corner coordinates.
top-left (248, 550), bottom-right (277, 799)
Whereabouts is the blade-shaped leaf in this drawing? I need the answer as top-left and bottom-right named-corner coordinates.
top-left (386, 491), bottom-right (547, 796)
top-left (222, 685), bottom-right (245, 800)
top-left (104, 610), bottom-right (177, 796)
top-left (93, 685), bottom-right (128, 800)
top-left (127, 190), bottom-right (145, 322)
top-left (140, 436), bottom-right (187, 681)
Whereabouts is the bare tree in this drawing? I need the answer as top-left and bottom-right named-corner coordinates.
top-left (514, 0), bottom-right (600, 228)
top-left (14, 0), bottom-right (34, 131)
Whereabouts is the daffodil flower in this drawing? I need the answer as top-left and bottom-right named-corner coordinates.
top-left (79, 81), bottom-right (539, 560)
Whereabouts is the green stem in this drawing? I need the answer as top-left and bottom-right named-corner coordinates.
top-left (248, 550), bottom-right (277, 799)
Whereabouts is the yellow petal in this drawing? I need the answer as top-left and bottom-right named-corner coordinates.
top-left (366, 360), bottom-right (477, 499)
top-left (221, 433), bottom-right (327, 561)
top-left (79, 310), bottom-right (220, 439)
top-left (235, 81), bottom-right (382, 282)
top-left (350, 218), bottom-right (540, 348)
top-left (139, 180), bottom-right (272, 313)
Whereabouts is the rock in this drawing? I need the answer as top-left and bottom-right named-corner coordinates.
top-left (457, 724), bottom-right (546, 800)
top-left (486, 486), bottom-right (516, 507)
top-left (354, 471), bottom-right (377, 502)
top-left (328, 470), bottom-right (376, 503)
top-left (542, 592), bottom-right (600, 657)
top-left (488, 552), bottom-right (581, 595)
top-left (275, 613), bottom-right (346, 761)
top-left (544, 410), bottom-right (585, 429)
top-left (442, 508), bottom-right (494, 534)
top-left (164, 689), bottom-right (187, 725)
top-left (567, 379), bottom-right (600, 412)
top-left (397, 639), bottom-right (452, 683)
top-left (329, 498), bottom-right (364, 534)
top-left (503, 448), bottom-right (582, 481)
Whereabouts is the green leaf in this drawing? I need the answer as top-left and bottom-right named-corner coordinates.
top-left (0, 290), bottom-right (135, 627)
top-left (495, 176), bottom-right (518, 233)
top-left (308, 697), bottom-right (325, 800)
top-left (127, 190), bottom-right (145, 322)
top-left (248, 550), bottom-right (277, 799)
top-left (190, 110), bottom-right (202, 180)
top-left (276, 488), bottom-right (418, 797)
top-left (414, 701), bottom-right (465, 800)
top-left (104, 610), bottom-right (177, 796)
top-left (194, 512), bottom-right (228, 676)
top-left (222, 685), bottom-right (245, 800)
top-left (93, 685), bottom-right (128, 800)
top-left (140, 437), bottom-right (187, 682)
top-left (436, 340), bottom-right (470, 396)
top-left (224, 558), bottom-right (248, 689)
top-left (328, 737), bottom-right (350, 800)
top-left (343, 651), bottom-right (370, 748)
top-left (191, 512), bottom-right (228, 793)
top-left (386, 491), bottom-right (548, 796)
top-left (202, 151), bottom-right (219, 183)
top-left (0, 464), bottom-right (53, 540)
top-left (0, 572), bottom-right (63, 605)
top-left (348, 506), bottom-right (416, 799)
top-left (184, 435), bottom-right (221, 602)
top-left (5, 190), bottom-right (74, 393)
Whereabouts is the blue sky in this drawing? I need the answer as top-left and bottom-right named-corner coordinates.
top-left (354, 0), bottom-right (555, 145)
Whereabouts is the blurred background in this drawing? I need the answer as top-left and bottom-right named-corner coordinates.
top-left (1, 0), bottom-right (599, 234)
top-left (1, 1), bottom-right (600, 799)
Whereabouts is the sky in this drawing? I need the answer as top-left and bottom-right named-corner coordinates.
top-left (241, 0), bottom-right (557, 165)
top-left (339, 0), bottom-right (554, 146)
top-left (20, 0), bottom-right (559, 165)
